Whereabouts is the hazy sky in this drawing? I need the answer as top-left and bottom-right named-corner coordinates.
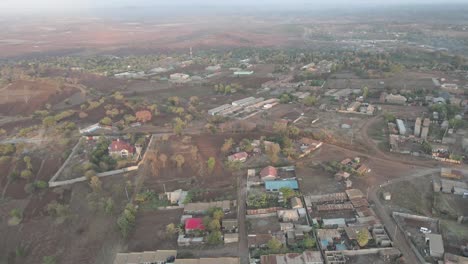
top-left (0, 0), bottom-right (467, 11)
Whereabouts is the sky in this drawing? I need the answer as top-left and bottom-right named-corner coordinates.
top-left (0, 0), bottom-right (467, 12)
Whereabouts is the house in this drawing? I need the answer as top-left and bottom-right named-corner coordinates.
top-left (346, 189), bottom-right (365, 200)
top-left (135, 110), bottom-right (152, 123)
top-left (414, 118), bottom-right (422, 137)
top-left (174, 257), bottom-right (240, 264)
top-left (277, 209), bottom-right (300, 222)
top-left (265, 180), bottom-right (299, 191)
top-left (344, 227), bottom-right (371, 246)
top-left (166, 189), bottom-right (188, 205)
top-left (356, 165), bottom-right (371, 175)
top-left (233, 71), bottom-right (254, 76)
top-left (108, 139), bottom-right (135, 158)
top-left (185, 218), bottom-right (205, 233)
top-left (222, 219), bottom-right (238, 233)
top-left (290, 197), bottom-right (303, 209)
top-left (322, 218), bottom-right (346, 228)
top-left (335, 171), bottom-right (350, 181)
top-left (385, 94), bottom-right (407, 105)
top-left (317, 229), bottom-right (341, 248)
top-left (425, 233), bottom-right (444, 258)
top-left (383, 192), bottom-right (392, 200)
top-left (260, 251), bottom-right (324, 264)
top-left (396, 119), bottom-right (406, 135)
top-left (113, 250), bottom-right (177, 264)
top-left (228, 152), bottom-right (248, 162)
top-left (170, 73), bottom-right (190, 81)
top-left (177, 235), bottom-right (204, 247)
top-left (260, 166), bottom-right (278, 181)
top-left (224, 233), bottom-right (239, 244)
top-left (441, 168), bottom-right (463, 180)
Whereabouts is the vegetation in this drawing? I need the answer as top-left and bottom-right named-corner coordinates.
top-left (117, 203), bottom-right (138, 238)
top-left (247, 192), bottom-right (279, 209)
top-left (206, 157), bottom-right (216, 174)
top-left (356, 228), bottom-right (369, 247)
top-left (90, 138), bottom-right (116, 172)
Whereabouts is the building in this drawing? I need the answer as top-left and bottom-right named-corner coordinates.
top-left (441, 168), bottom-right (463, 180)
top-left (108, 139), bottom-right (135, 158)
top-left (344, 227), bottom-right (371, 246)
top-left (414, 118), bottom-right (422, 137)
top-left (425, 233), bottom-right (444, 258)
top-left (113, 250), bottom-right (177, 264)
top-left (290, 197), bottom-right (303, 209)
top-left (166, 189), bottom-right (188, 206)
top-left (79, 123), bottom-right (102, 134)
top-left (421, 126), bottom-right (429, 140)
top-left (260, 166), bottom-right (278, 182)
top-left (208, 104), bottom-right (232, 116)
top-left (317, 229), bottom-right (341, 248)
top-left (277, 209), bottom-right (300, 222)
top-left (347, 101), bottom-right (361, 112)
top-left (170, 73), bottom-right (190, 81)
top-left (385, 94), bottom-right (407, 105)
top-left (265, 180), bottom-right (299, 191)
top-left (345, 189), bottom-right (365, 200)
top-left (382, 192), bottom-right (391, 201)
top-left (185, 218), bottom-right (205, 233)
top-left (260, 251), bottom-right (324, 264)
top-left (396, 119), bottom-right (406, 135)
top-left (174, 257), bottom-right (240, 264)
top-left (228, 152), bottom-right (248, 162)
top-left (224, 233), bottom-right (239, 243)
top-left (323, 218), bottom-right (346, 228)
top-left (205, 65), bottom-right (221, 72)
top-left (233, 71), bottom-right (254, 76)
top-left (232, 97), bottom-right (256, 107)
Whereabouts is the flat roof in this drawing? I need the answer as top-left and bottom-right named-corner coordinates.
top-left (426, 234), bottom-right (444, 254)
top-left (114, 250), bottom-right (177, 264)
top-left (265, 180), bottom-right (299, 190)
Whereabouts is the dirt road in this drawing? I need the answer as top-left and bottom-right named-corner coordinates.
top-left (237, 174), bottom-right (249, 264)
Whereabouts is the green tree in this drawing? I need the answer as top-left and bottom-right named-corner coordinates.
top-left (42, 116), bottom-right (56, 128)
top-left (42, 256), bottom-right (56, 264)
top-left (100, 117), bottom-right (112, 126)
top-left (117, 203), bottom-right (138, 238)
top-left (267, 237), bottom-right (283, 252)
top-left (206, 230), bottom-right (223, 245)
top-left (356, 228), bottom-right (369, 247)
top-left (166, 223), bottom-right (178, 236)
top-left (279, 187), bottom-right (297, 200)
top-left (20, 169), bottom-right (33, 180)
top-left (104, 197), bottom-right (114, 214)
top-left (302, 235), bottom-right (316, 249)
top-left (207, 157), bottom-right (216, 174)
top-left (362, 86), bottom-right (369, 99)
top-left (303, 95), bottom-right (317, 106)
top-left (221, 138), bottom-right (234, 153)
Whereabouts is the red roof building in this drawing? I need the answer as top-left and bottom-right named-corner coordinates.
top-left (108, 139), bottom-right (135, 158)
top-left (185, 218), bottom-right (205, 232)
top-left (260, 166), bottom-right (278, 182)
top-left (228, 152), bottom-right (248, 162)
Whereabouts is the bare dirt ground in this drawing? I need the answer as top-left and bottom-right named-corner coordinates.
top-left (0, 79), bottom-right (79, 115)
top-left (0, 17), bottom-right (298, 59)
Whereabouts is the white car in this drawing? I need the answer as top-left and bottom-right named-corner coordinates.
top-left (420, 227), bottom-right (431, 234)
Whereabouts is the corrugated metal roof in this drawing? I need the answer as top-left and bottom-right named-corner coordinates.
top-left (265, 180), bottom-right (299, 190)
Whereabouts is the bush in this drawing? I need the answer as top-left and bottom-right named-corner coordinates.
top-left (34, 180), bottom-right (48, 189)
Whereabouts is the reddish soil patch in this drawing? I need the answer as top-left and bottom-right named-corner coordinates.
top-left (128, 209), bottom-right (183, 252)
top-left (0, 79), bottom-right (78, 115)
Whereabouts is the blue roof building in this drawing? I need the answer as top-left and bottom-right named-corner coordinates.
top-left (265, 180), bottom-right (299, 191)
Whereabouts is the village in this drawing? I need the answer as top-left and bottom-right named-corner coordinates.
top-left (0, 18), bottom-right (468, 264)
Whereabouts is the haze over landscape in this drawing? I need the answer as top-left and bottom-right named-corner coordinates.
top-left (0, 1), bottom-right (468, 264)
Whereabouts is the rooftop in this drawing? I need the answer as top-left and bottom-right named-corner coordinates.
top-left (185, 218), bottom-right (205, 231)
top-left (114, 250), bottom-right (177, 264)
top-left (265, 180), bottom-right (299, 190)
